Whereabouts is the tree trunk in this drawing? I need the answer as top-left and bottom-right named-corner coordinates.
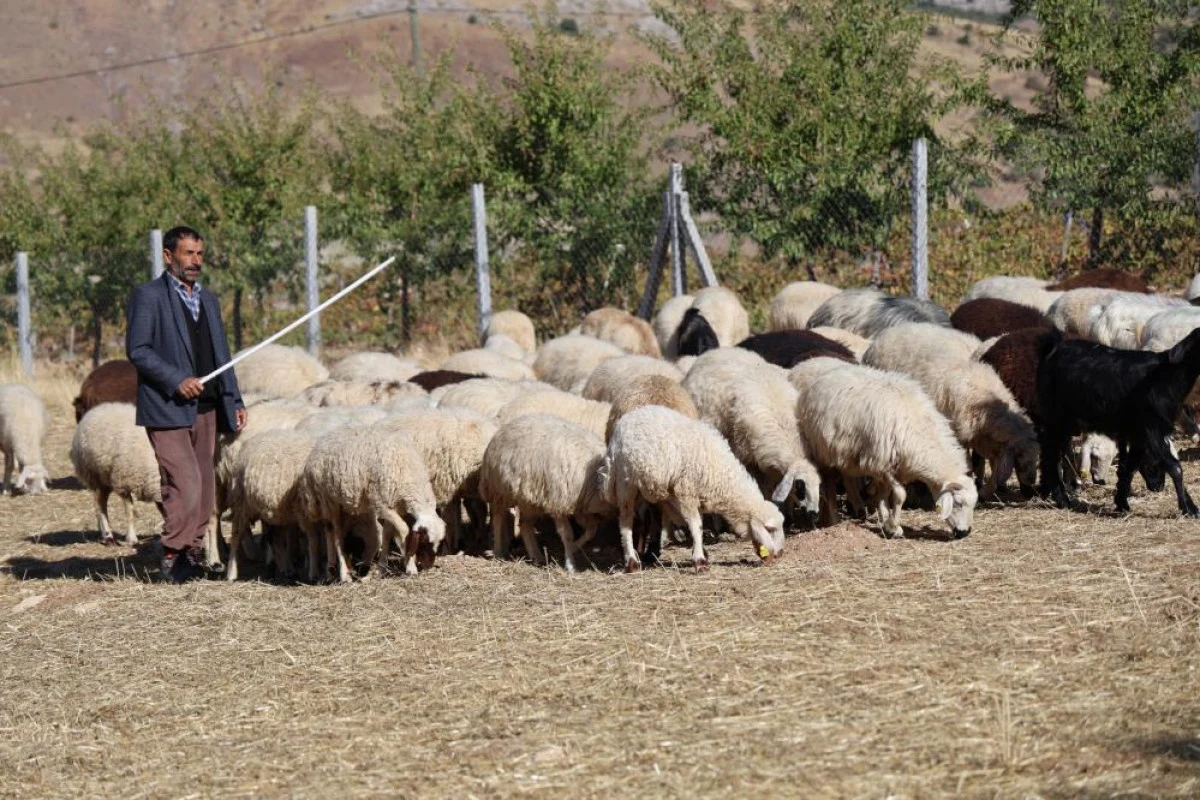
top-left (66, 325), bottom-right (75, 362)
top-left (1087, 206), bottom-right (1104, 268)
top-left (401, 270), bottom-right (411, 345)
top-left (233, 287), bottom-right (244, 351)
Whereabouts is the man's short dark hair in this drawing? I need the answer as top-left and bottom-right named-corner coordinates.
top-left (164, 226), bottom-right (204, 253)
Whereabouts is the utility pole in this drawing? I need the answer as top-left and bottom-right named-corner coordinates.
top-left (409, 0), bottom-right (420, 75)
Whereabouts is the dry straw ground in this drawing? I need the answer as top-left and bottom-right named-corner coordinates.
top-left (2, 364), bottom-right (1199, 797)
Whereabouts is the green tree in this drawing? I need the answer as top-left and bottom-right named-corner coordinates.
top-left (644, 0), bottom-right (988, 278)
top-left (994, 0), bottom-right (1200, 269)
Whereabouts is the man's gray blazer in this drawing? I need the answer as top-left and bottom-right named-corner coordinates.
top-left (126, 273), bottom-right (244, 431)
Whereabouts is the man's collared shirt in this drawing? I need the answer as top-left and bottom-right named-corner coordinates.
top-left (166, 271), bottom-right (201, 322)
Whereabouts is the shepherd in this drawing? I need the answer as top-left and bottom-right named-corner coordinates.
top-left (126, 225), bottom-right (248, 583)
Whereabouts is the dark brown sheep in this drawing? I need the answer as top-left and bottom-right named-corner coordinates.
top-left (736, 330), bottom-right (855, 368)
top-left (951, 298), bottom-right (1051, 341)
top-left (1048, 268), bottom-right (1149, 293)
top-left (73, 360), bottom-right (138, 422)
top-left (978, 327), bottom-right (1053, 425)
top-left (407, 370), bottom-right (481, 392)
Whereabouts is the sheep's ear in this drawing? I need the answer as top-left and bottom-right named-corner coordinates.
top-left (770, 471), bottom-right (796, 504)
top-left (937, 491), bottom-right (954, 520)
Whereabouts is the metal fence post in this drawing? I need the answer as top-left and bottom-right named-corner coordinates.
top-left (911, 137), bottom-right (929, 301)
top-left (472, 184), bottom-right (492, 342)
top-left (305, 206), bottom-right (320, 357)
top-left (150, 229), bottom-right (164, 279)
top-left (669, 163), bottom-right (685, 297)
top-left (16, 252), bottom-right (32, 377)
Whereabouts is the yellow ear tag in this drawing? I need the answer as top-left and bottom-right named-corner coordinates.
top-left (758, 544), bottom-right (771, 560)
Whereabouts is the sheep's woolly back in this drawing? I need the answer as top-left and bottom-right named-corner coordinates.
top-left (654, 294), bottom-right (695, 359)
top-left (479, 414), bottom-right (611, 519)
top-left (301, 379), bottom-right (428, 408)
top-left (294, 405), bottom-right (388, 435)
top-left (581, 355), bottom-right (684, 403)
top-left (809, 326), bottom-right (871, 359)
top-left (486, 310), bottom-right (537, 354)
top-left (605, 375), bottom-right (699, 442)
top-left (231, 429), bottom-right (320, 526)
top-left (789, 360), bottom-right (968, 489)
top-left (437, 378), bottom-right (557, 418)
top-left (372, 407), bottom-right (499, 503)
top-left (1085, 293), bottom-right (1189, 348)
top-left (440, 349), bottom-right (536, 381)
top-left (1140, 307), bottom-right (1200, 351)
top-left (483, 334), bottom-right (527, 361)
top-left (300, 427), bottom-right (436, 524)
top-left (70, 403), bottom-right (159, 502)
top-left (769, 282), bottom-right (842, 331)
top-left (532, 334), bottom-right (626, 391)
top-left (606, 406), bottom-right (772, 528)
top-left (579, 307), bottom-right (662, 357)
top-left (328, 352), bottom-right (422, 383)
top-left (73, 360), bottom-right (138, 422)
top-left (498, 390), bottom-right (611, 440)
top-left (234, 344), bottom-right (328, 398)
top-left (216, 398), bottom-right (313, 495)
top-left (690, 287), bottom-right (750, 347)
top-left (1045, 288), bottom-right (1120, 337)
top-left (962, 276), bottom-right (1061, 313)
top-left (808, 290), bottom-right (951, 338)
top-left (862, 322), bottom-right (982, 370)
top-left (0, 384), bottom-right (49, 470)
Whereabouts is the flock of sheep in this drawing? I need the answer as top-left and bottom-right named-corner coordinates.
top-left (4, 266), bottom-right (1200, 582)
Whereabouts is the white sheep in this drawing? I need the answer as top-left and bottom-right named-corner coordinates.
top-left (485, 310), bottom-right (537, 354)
top-left (233, 343), bottom-right (329, 398)
top-left (653, 294), bottom-right (695, 359)
top-left (962, 276), bottom-right (1061, 313)
top-left (441, 348), bottom-right (536, 381)
top-left (301, 378), bottom-right (428, 408)
top-left (70, 402), bottom-right (159, 546)
top-left (436, 378), bottom-right (557, 418)
top-left (808, 326), bottom-right (872, 360)
top-left (1139, 306), bottom-right (1200, 352)
top-left (789, 358), bottom-right (978, 539)
top-left (606, 405), bottom-right (785, 572)
top-left (581, 354), bottom-right (684, 403)
top-left (769, 281), bottom-right (842, 331)
top-left (498, 390), bottom-right (611, 440)
top-left (690, 286), bottom-right (750, 347)
top-left (299, 426), bottom-right (444, 582)
top-left (483, 333), bottom-right (528, 362)
top-left (532, 334), bottom-right (626, 391)
top-left (605, 375), bottom-right (699, 443)
top-left (479, 414), bottom-right (614, 573)
top-left (1088, 294), bottom-right (1188, 349)
top-left (681, 348), bottom-right (821, 515)
top-left (862, 324), bottom-right (1038, 497)
top-left (1079, 433), bottom-right (1118, 486)
top-left (1046, 288), bottom-right (1120, 337)
top-left (293, 405), bottom-right (389, 435)
top-left (806, 288), bottom-right (951, 338)
top-left (0, 384), bottom-right (49, 495)
top-left (578, 307), bottom-right (662, 356)
top-left (328, 352), bottom-right (422, 383)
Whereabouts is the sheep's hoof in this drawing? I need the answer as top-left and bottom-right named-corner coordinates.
top-left (624, 557), bottom-right (641, 573)
top-left (123, 537), bottom-right (138, 548)
top-left (693, 558), bottom-right (709, 573)
top-left (99, 535), bottom-right (117, 547)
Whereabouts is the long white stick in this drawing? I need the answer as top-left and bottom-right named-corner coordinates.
top-left (200, 255), bottom-right (396, 385)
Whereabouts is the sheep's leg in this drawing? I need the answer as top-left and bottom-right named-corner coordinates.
top-left (845, 477), bottom-right (867, 519)
top-left (518, 515), bottom-right (544, 566)
top-left (94, 488), bottom-right (115, 544)
top-left (2, 451), bottom-right (12, 494)
top-left (553, 516), bottom-right (578, 574)
top-left (674, 500), bottom-right (707, 572)
top-left (1114, 440), bottom-right (1136, 513)
top-left (305, 524), bottom-right (322, 584)
top-left (491, 506), bottom-right (513, 560)
top-left (205, 486), bottom-right (226, 570)
top-left (121, 494), bottom-right (139, 547)
top-left (618, 500), bottom-right (640, 573)
top-left (226, 508), bottom-right (249, 582)
top-left (326, 507), bottom-right (351, 584)
top-left (970, 450), bottom-right (987, 493)
top-left (1146, 435), bottom-right (1198, 517)
top-left (378, 508), bottom-right (412, 575)
top-left (818, 469), bottom-right (839, 528)
top-left (1039, 422), bottom-right (1072, 508)
top-left (879, 481), bottom-right (905, 539)
top-left (443, 499), bottom-right (462, 555)
top-left (360, 517), bottom-right (383, 576)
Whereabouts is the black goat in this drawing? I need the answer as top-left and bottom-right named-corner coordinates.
top-left (737, 330), bottom-right (855, 368)
top-left (676, 308), bottom-right (720, 357)
top-left (1037, 328), bottom-right (1200, 516)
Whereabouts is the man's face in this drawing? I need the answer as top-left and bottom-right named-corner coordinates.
top-left (165, 236), bottom-right (204, 286)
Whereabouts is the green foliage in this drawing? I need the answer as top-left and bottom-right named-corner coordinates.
top-left (643, 0), bottom-right (989, 270)
top-left (992, 0), bottom-right (1200, 266)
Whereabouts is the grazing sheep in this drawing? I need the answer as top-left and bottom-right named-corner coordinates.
top-left (408, 370), bottom-right (481, 393)
top-left (807, 288), bottom-right (951, 338)
top-left (789, 359), bottom-right (978, 539)
top-left (301, 379), bottom-right (428, 408)
top-left (1045, 288), bottom-right (1120, 337)
top-left (1049, 268), bottom-right (1150, 293)
top-left (234, 344), bottom-right (329, 398)
top-left (532, 334), bottom-right (625, 391)
top-left (606, 405), bottom-right (786, 572)
top-left (809, 326), bottom-right (872, 360)
top-left (1139, 307), bottom-right (1200, 352)
top-left (328, 352), bottom-right (422, 383)
top-left (653, 294), bottom-right (695, 358)
top-left (482, 334), bottom-right (528, 362)
top-left (862, 321), bottom-right (982, 366)
top-left (682, 348), bottom-right (822, 516)
top-left (769, 281), bottom-right (842, 332)
top-left (604, 375), bottom-right (699, 443)
top-left (441, 349), bottom-right (536, 382)
top-left (299, 427), bottom-right (445, 582)
top-left (1186, 274), bottom-right (1200, 303)
top-left (951, 298), bottom-right (1050, 341)
top-left (676, 308), bottom-right (721, 357)
top-left (479, 414), bottom-right (614, 572)
top-left (974, 327), bottom-right (1054, 424)
top-left (294, 405), bottom-right (389, 435)
top-left (0, 384), bottom-right (50, 495)
top-left (579, 307), bottom-right (662, 357)
top-left (70, 403), bottom-right (159, 545)
top-left (1037, 329), bottom-right (1200, 516)
top-left (73, 360), bottom-right (138, 422)
top-left (737, 330), bottom-right (855, 368)
top-left (581, 355), bottom-right (683, 403)
top-left (1079, 433), bottom-right (1118, 486)
top-left (437, 378), bottom-right (556, 418)
top-left (226, 429), bottom-right (321, 581)
top-left (963, 276), bottom-right (1061, 313)
top-left (485, 310), bottom-right (537, 354)
top-left (690, 286), bottom-right (750, 347)
top-left (1088, 294), bottom-right (1189, 349)
top-left (499, 390), bottom-right (611, 440)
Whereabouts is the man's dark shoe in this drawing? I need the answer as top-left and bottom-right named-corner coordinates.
top-left (161, 548), bottom-right (203, 584)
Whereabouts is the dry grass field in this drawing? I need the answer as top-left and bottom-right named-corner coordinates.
top-left (2, 364), bottom-right (1200, 797)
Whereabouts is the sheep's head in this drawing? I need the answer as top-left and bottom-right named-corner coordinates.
top-left (937, 477), bottom-right (977, 539)
top-left (747, 500), bottom-right (785, 559)
top-left (771, 462), bottom-right (820, 520)
top-left (16, 465), bottom-right (48, 495)
top-left (1013, 436), bottom-right (1040, 497)
top-left (411, 509), bottom-right (446, 551)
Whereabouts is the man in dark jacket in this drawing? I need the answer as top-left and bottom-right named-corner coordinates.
top-left (126, 226), bottom-right (247, 582)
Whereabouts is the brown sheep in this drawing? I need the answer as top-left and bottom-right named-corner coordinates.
top-left (408, 370), bottom-right (481, 392)
top-left (951, 298), bottom-right (1051, 342)
top-left (73, 360), bottom-right (138, 423)
top-left (1048, 268), bottom-right (1149, 293)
